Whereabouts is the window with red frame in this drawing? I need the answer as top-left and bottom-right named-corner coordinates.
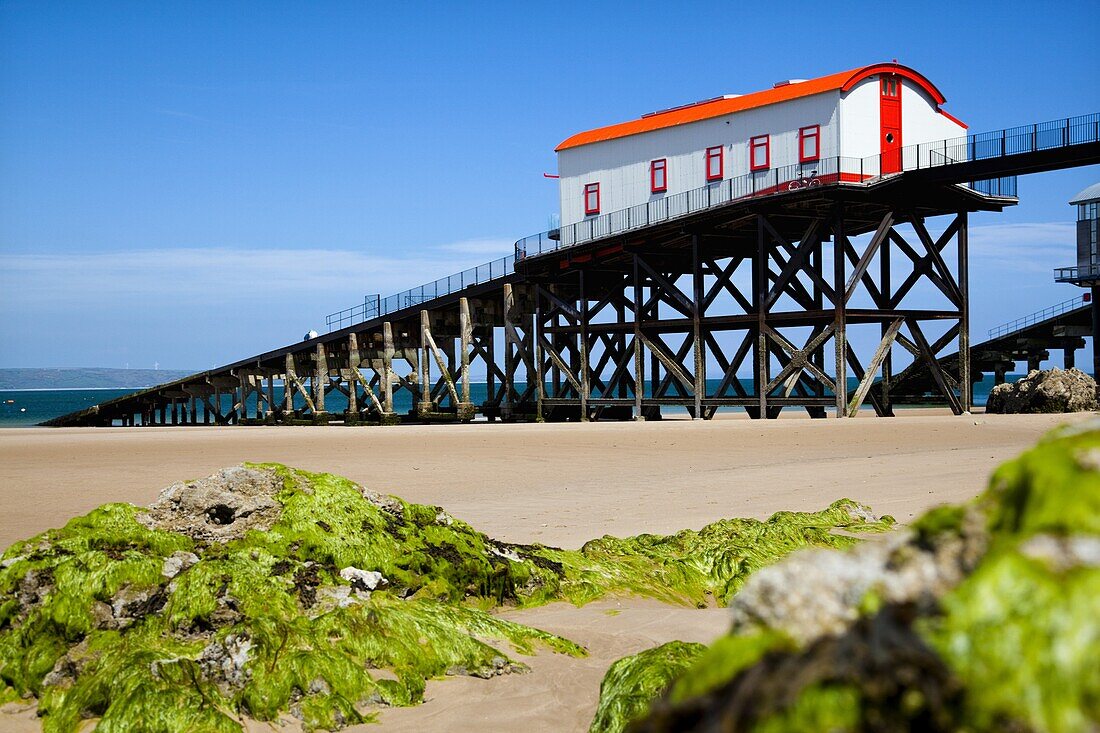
top-left (750, 135), bottom-right (770, 171)
top-left (583, 182), bottom-right (600, 215)
top-left (798, 125), bottom-right (820, 163)
top-left (650, 158), bottom-right (667, 193)
top-left (705, 146), bottom-right (723, 182)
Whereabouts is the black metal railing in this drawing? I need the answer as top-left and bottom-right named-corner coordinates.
top-left (517, 112), bottom-right (1099, 260)
top-left (326, 295), bottom-right (380, 331)
top-left (987, 294), bottom-right (1090, 340)
top-left (324, 255), bottom-right (516, 332)
top-left (325, 112), bottom-right (1097, 331)
top-left (1055, 264), bottom-right (1100, 284)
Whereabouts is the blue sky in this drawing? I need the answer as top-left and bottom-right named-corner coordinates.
top-left (1, 0), bottom-right (1097, 370)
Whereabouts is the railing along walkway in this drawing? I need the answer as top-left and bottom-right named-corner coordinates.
top-left (516, 112), bottom-right (1098, 259)
top-left (325, 112), bottom-right (1099, 333)
top-left (987, 294), bottom-right (1090, 340)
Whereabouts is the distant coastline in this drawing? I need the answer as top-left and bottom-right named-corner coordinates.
top-left (0, 368), bottom-right (195, 391)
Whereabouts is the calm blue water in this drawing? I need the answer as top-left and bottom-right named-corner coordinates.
top-left (0, 376), bottom-right (1016, 427)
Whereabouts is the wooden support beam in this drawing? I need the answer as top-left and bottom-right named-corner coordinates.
top-left (756, 215), bottom-right (768, 417)
top-left (422, 311), bottom-right (460, 408)
top-left (314, 343), bottom-right (327, 414)
top-left (578, 272), bottom-right (590, 421)
top-left (346, 333), bottom-right (359, 418)
top-left (637, 332), bottom-right (694, 392)
top-left (844, 212), bottom-right (893, 304)
top-left (382, 322), bottom-right (397, 418)
top-left (632, 256), bottom-right (645, 420)
top-left (502, 284), bottom-right (517, 419)
top-left (833, 204), bottom-right (848, 417)
top-left (847, 318), bottom-right (904, 417)
top-left (957, 211), bottom-right (971, 412)
top-left (908, 319), bottom-right (963, 415)
top-left (692, 234), bottom-right (705, 419)
top-left (458, 297), bottom-right (475, 420)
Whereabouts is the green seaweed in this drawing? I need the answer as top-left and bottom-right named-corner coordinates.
top-left (924, 549), bottom-right (1100, 733)
top-left (537, 499), bottom-right (895, 608)
top-left (983, 425), bottom-right (1100, 539)
top-left (0, 464), bottom-right (893, 732)
top-left (610, 422), bottom-right (1100, 732)
top-left (588, 641), bottom-right (706, 733)
top-left (750, 684), bottom-right (861, 733)
top-left (666, 631), bottom-right (791, 704)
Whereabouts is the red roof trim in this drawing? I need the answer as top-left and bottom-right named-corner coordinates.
top-left (936, 108), bottom-right (968, 129)
top-left (555, 63), bottom-right (949, 152)
top-left (839, 63), bottom-right (946, 104)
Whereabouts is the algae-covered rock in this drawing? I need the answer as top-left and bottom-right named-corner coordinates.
top-left (609, 421), bottom-right (1100, 733)
top-left (0, 464), bottom-right (893, 733)
top-left (588, 641), bottom-right (706, 733)
top-left (986, 368), bottom-right (1097, 414)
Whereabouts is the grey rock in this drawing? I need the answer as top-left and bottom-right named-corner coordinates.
top-left (136, 466), bottom-right (283, 542)
top-left (339, 566), bottom-right (386, 592)
top-left (198, 633), bottom-right (253, 694)
top-left (161, 551), bottom-right (200, 579)
top-left (728, 508), bottom-right (986, 645)
top-left (986, 368), bottom-right (1098, 414)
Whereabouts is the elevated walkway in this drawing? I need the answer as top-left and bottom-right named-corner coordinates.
top-left (42, 111), bottom-right (1100, 426)
top-left (884, 294), bottom-right (1092, 404)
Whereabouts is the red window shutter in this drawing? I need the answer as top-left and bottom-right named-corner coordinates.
top-left (750, 135), bottom-right (770, 171)
top-left (798, 125), bottom-right (820, 163)
top-left (705, 146), bottom-right (723, 182)
top-left (584, 182), bottom-right (600, 215)
top-left (651, 159), bottom-right (667, 193)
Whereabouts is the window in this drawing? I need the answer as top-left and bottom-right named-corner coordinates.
top-left (798, 125), bottom-right (820, 163)
top-left (881, 77), bottom-right (899, 98)
top-left (650, 158), bottom-right (667, 193)
top-left (705, 146), bottom-right (723, 182)
top-left (583, 182), bottom-right (600, 215)
top-left (750, 135), bottom-right (770, 171)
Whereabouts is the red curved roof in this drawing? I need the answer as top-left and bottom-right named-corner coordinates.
top-left (556, 63), bottom-right (949, 152)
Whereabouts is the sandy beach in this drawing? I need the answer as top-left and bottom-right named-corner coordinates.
top-left (0, 410), bottom-right (1086, 731)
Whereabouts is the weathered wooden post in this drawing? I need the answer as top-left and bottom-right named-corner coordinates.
top-left (382, 321), bottom-right (398, 424)
top-left (266, 374), bottom-right (276, 423)
top-left (418, 310), bottom-right (434, 419)
top-left (633, 256), bottom-right (645, 420)
top-left (239, 372), bottom-right (250, 422)
top-left (502, 284), bottom-right (516, 420)
top-left (692, 234), bottom-right (705, 419)
top-left (957, 210), bottom-right (971, 413)
top-left (284, 353), bottom-right (296, 418)
top-left (578, 273), bottom-right (590, 422)
top-left (833, 204), bottom-right (848, 418)
top-left (458, 297), bottom-right (475, 421)
top-left (345, 333), bottom-right (359, 424)
top-left (313, 343), bottom-right (327, 421)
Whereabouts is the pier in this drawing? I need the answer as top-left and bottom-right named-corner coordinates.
top-left (44, 113), bottom-right (1100, 427)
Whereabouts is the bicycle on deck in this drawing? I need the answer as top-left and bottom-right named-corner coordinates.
top-left (787, 170), bottom-right (821, 190)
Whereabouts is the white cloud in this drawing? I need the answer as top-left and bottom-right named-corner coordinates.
top-left (966, 221), bottom-right (1076, 273)
top-left (431, 237), bottom-right (516, 257)
top-left (0, 247), bottom-right (496, 307)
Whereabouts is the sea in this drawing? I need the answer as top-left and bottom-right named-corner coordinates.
top-left (0, 376), bottom-right (1017, 427)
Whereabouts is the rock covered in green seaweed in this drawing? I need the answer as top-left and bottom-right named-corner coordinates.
top-left (609, 421), bottom-right (1100, 733)
top-left (0, 463), bottom-right (894, 732)
top-left (0, 465), bottom-right (583, 732)
top-left (588, 641), bottom-right (706, 733)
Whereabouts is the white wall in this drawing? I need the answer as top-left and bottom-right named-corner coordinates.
top-left (557, 73), bottom-right (970, 227)
top-left (839, 76), bottom-right (969, 171)
top-left (557, 91), bottom-right (840, 227)
top-left (838, 78), bottom-right (881, 161)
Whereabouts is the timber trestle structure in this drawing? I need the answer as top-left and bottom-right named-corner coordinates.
top-left (45, 178), bottom-right (1007, 427)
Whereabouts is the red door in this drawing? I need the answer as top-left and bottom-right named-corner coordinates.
top-left (880, 75), bottom-right (902, 173)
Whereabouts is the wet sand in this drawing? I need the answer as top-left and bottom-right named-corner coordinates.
top-left (0, 410), bottom-right (1085, 731)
